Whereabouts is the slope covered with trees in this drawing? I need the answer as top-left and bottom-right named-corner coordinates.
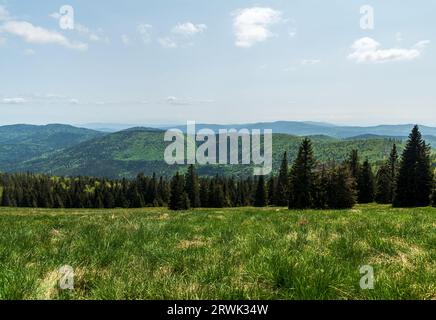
top-left (2, 126), bottom-right (433, 210)
top-left (0, 124), bottom-right (105, 171)
top-left (4, 129), bottom-right (415, 179)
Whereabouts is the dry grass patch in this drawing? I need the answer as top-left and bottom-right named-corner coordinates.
top-left (176, 236), bottom-right (211, 249)
top-left (35, 269), bottom-right (59, 300)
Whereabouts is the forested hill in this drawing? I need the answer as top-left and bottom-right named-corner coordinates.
top-left (4, 128), bottom-right (405, 178)
top-left (0, 124), bottom-right (105, 170)
top-left (0, 123), bottom-right (434, 179)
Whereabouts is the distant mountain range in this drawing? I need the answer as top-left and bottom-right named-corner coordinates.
top-left (160, 121), bottom-right (436, 139)
top-left (0, 122), bottom-right (434, 178)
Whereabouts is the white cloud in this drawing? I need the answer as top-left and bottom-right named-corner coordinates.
top-left (165, 96), bottom-right (214, 105)
top-left (49, 12), bottom-right (61, 20)
top-left (69, 99), bottom-right (79, 105)
top-left (166, 96), bottom-right (188, 105)
top-left (1, 20), bottom-right (87, 51)
top-left (301, 59), bottom-right (321, 66)
top-left (171, 22), bottom-right (207, 37)
top-left (348, 37), bottom-right (430, 63)
top-left (137, 23), bottom-right (152, 43)
top-left (75, 24), bottom-right (109, 43)
top-left (50, 13), bottom-right (108, 44)
top-left (1, 97), bottom-right (27, 104)
top-left (232, 7), bottom-right (282, 48)
top-left (414, 40), bottom-right (430, 50)
top-left (158, 37), bottom-right (177, 49)
top-left (158, 22), bottom-right (206, 48)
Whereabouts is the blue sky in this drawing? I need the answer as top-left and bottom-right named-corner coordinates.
top-left (0, 0), bottom-right (435, 126)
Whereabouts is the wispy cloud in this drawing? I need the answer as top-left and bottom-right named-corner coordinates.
top-left (1, 97), bottom-right (27, 104)
top-left (1, 20), bottom-right (87, 51)
top-left (137, 23), bottom-right (152, 43)
top-left (232, 7), bottom-right (282, 48)
top-left (158, 37), bottom-right (178, 49)
top-left (121, 34), bottom-right (130, 45)
top-left (49, 12), bottom-right (108, 44)
top-left (158, 22), bottom-right (207, 49)
top-left (348, 37), bottom-right (430, 63)
top-left (75, 24), bottom-right (109, 43)
top-left (171, 22), bottom-right (207, 37)
top-left (165, 96), bottom-right (214, 105)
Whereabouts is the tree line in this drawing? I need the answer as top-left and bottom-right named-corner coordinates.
top-left (0, 126), bottom-right (434, 210)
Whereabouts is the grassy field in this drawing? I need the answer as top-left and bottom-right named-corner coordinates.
top-left (0, 205), bottom-right (434, 300)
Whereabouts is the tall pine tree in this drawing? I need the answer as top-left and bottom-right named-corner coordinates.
top-left (375, 164), bottom-right (392, 204)
top-left (358, 159), bottom-right (375, 203)
top-left (185, 165), bottom-right (201, 208)
top-left (393, 126), bottom-right (433, 207)
top-left (346, 149), bottom-right (360, 182)
top-left (254, 175), bottom-right (267, 207)
top-left (275, 152), bottom-right (290, 206)
top-left (326, 165), bottom-right (356, 209)
top-left (289, 138), bottom-right (316, 209)
top-left (267, 176), bottom-right (276, 206)
top-left (375, 144), bottom-right (399, 204)
top-left (169, 172), bottom-right (190, 210)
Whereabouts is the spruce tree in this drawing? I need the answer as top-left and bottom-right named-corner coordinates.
top-left (289, 138), bottom-right (316, 209)
top-left (375, 164), bottom-right (392, 204)
top-left (254, 175), bottom-right (267, 207)
top-left (326, 165), bottom-right (356, 209)
top-left (157, 176), bottom-right (169, 205)
top-left (358, 159), bottom-right (375, 203)
top-left (393, 126), bottom-right (433, 207)
top-left (346, 149), bottom-right (360, 182)
top-left (313, 164), bottom-right (329, 209)
top-left (432, 180), bottom-right (436, 207)
top-left (227, 177), bottom-right (238, 207)
top-left (199, 179), bottom-right (210, 207)
top-left (169, 172), bottom-right (190, 210)
top-left (1, 188), bottom-right (12, 207)
top-left (387, 144), bottom-right (399, 201)
top-left (147, 174), bottom-right (158, 206)
top-left (185, 165), bottom-right (201, 208)
top-left (275, 152), bottom-right (289, 206)
top-left (375, 144), bottom-right (399, 204)
top-left (267, 176), bottom-right (276, 206)
top-left (209, 178), bottom-right (225, 208)
top-left (103, 188), bottom-right (115, 208)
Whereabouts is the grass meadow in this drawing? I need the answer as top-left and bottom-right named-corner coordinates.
top-left (0, 204), bottom-right (434, 300)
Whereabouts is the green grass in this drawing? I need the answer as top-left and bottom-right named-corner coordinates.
top-left (0, 204), bottom-right (434, 300)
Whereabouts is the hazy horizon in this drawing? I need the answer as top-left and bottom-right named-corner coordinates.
top-left (1, 120), bottom-right (436, 130)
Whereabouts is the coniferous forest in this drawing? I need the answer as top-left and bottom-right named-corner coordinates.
top-left (0, 126), bottom-right (434, 210)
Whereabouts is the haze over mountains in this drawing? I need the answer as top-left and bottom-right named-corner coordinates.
top-left (159, 121), bottom-right (436, 139)
top-left (0, 122), bottom-right (435, 179)
top-left (82, 121), bottom-right (436, 138)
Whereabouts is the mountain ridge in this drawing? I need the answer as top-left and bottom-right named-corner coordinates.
top-left (0, 122), bottom-right (434, 179)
